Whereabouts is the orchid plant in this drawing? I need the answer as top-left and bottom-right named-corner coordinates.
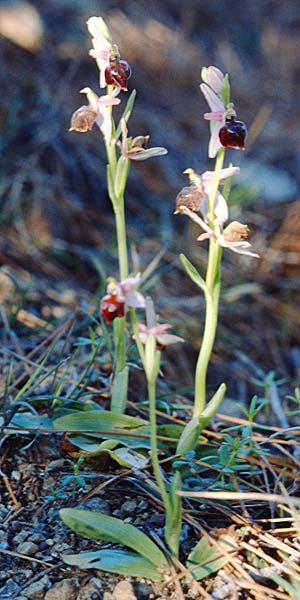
top-left (60, 17), bottom-right (258, 586)
top-left (176, 65), bottom-right (258, 448)
top-left (70, 17), bottom-right (167, 412)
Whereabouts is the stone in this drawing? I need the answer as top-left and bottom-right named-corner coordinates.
top-left (22, 575), bottom-right (51, 599)
top-left (112, 580), bottom-right (137, 600)
top-left (13, 530), bottom-right (31, 544)
top-left (77, 576), bottom-right (102, 600)
top-left (17, 541), bottom-right (39, 556)
top-left (0, 529), bottom-right (8, 549)
top-left (44, 579), bottom-right (78, 600)
top-left (0, 578), bottom-right (20, 598)
top-left (134, 581), bottom-right (153, 599)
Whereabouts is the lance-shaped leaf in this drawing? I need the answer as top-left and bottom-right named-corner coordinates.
top-left (199, 383), bottom-right (226, 431)
top-left (62, 548), bottom-right (164, 580)
top-left (165, 471), bottom-right (182, 558)
top-left (187, 532), bottom-right (238, 580)
top-left (110, 366), bottom-right (129, 415)
top-left (60, 509), bottom-right (169, 569)
top-left (53, 410), bottom-right (147, 432)
top-left (179, 254), bottom-right (208, 295)
top-left (115, 89), bottom-right (137, 141)
top-left (176, 416), bottom-right (201, 455)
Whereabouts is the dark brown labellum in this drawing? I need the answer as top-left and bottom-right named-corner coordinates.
top-left (105, 60), bottom-right (132, 90)
top-left (219, 117), bottom-right (247, 150)
top-left (100, 293), bottom-right (125, 324)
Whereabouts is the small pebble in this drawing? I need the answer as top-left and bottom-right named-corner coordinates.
top-left (135, 581), bottom-right (153, 599)
top-left (17, 541), bottom-right (39, 556)
top-left (0, 578), bottom-right (21, 598)
top-left (122, 499), bottom-right (137, 514)
top-left (0, 529), bottom-right (8, 549)
top-left (22, 574), bottom-right (51, 599)
top-left (13, 530), bottom-right (31, 544)
top-left (28, 533), bottom-right (45, 543)
top-left (112, 580), bottom-right (137, 600)
top-left (77, 576), bottom-right (102, 600)
top-left (44, 578), bottom-right (78, 600)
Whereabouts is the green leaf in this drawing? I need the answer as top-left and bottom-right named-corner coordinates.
top-left (115, 90), bottom-right (137, 141)
top-left (186, 533), bottom-right (238, 580)
top-left (176, 416), bottom-right (200, 455)
top-left (53, 410), bottom-right (147, 431)
top-left (111, 366), bottom-right (129, 415)
top-left (179, 254), bottom-right (207, 294)
top-left (67, 422), bottom-right (185, 451)
top-left (60, 509), bottom-right (168, 568)
top-left (199, 383), bottom-right (226, 430)
top-left (106, 164), bottom-right (117, 205)
top-left (65, 437), bottom-right (148, 468)
top-left (144, 333), bottom-right (160, 383)
top-left (114, 156), bottom-right (130, 199)
top-left (165, 471), bottom-right (182, 558)
top-left (62, 548), bottom-right (163, 580)
top-left (11, 412), bottom-right (53, 430)
top-left (113, 315), bottom-right (126, 373)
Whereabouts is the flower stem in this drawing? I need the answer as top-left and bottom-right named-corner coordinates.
top-left (194, 148), bottom-right (225, 418)
top-left (148, 378), bottom-right (171, 515)
top-left (114, 198), bottom-right (129, 281)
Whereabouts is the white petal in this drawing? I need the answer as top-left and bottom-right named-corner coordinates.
top-left (125, 291), bottom-right (146, 308)
top-left (128, 147), bottom-right (168, 161)
top-left (95, 106), bottom-right (112, 142)
top-left (208, 122), bottom-right (223, 159)
top-left (214, 192), bottom-right (229, 225)
top-left (80, 87), bottom-right (99, 111)
top-left (200, 83), bottom-right (225, 113)
top-left (156, 333), bottom-right (184, 346)
top-left (205, 66), bottom-right (224, 93)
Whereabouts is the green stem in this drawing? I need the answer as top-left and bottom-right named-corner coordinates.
top-left (194, 148), bottom-right (225, 418)
top-left (194, 241), bottom-right (222, 417)
top-left (130, 307), bottom-right (145, 364)
top-left (148, 378), bottom-right (171, 515)
top-left (114, 199), bottom-right (129, 281)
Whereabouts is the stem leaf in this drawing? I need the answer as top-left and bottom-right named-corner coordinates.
top-left (165, 470), bottom-right (182, 558)
top-left (60, 509), bottom-right (168, 568)
top-left (115, 156), bottom-right (130, 199)
top-left (62, 548), bottom-right (164, 580)
top-left (111, 366), bottom-right (129, 414)
top-left (179, 254), bottom-right (207, 294)
top-left (176, 416), bottom-right (200, 454)
top-left (115, 89), bottom-right (137, 141)
top-left (199, 382), bottom-right (226, 430)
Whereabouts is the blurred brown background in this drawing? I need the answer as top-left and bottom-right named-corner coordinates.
top-left (1, 0), bottom-right (300, 405)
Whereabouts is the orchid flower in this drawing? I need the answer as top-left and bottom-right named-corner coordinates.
top-left (101, 274), bottom-right (145, 324)
top-left (70, 87), bottom-right (120, 144)
top-left (178, 204), bottom-right (259, 258)
top-left (175, 166), bottom-right (240, 225)
top-left (200, 82), bottom-right (227, 158)
top-left (107, 274), bottom-right (145, 308)
top-left (119, 119), bottom-right (168, 161)
top-left (137, 323), bottom-right (184, 348)
top-left (87, 16), bottom-right (113, 89)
